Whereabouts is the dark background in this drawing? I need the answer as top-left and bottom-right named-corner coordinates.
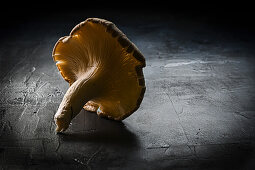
top-left (1, 1), bottom-right (255, 31)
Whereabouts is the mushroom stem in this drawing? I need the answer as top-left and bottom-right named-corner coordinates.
top-left (54, 76), bottom-right (96, 132)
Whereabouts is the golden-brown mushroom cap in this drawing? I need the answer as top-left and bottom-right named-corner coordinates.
top-left (52, 18), bottom-right (146, 120)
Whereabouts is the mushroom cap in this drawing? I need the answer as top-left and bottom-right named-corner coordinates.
top-left (52, 18), bottom-right (146, 120)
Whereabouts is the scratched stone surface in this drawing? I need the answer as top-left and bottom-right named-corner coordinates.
top-left (1, 11), bottom-right (255, 169)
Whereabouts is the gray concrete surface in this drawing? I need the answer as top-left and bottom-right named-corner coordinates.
top-left (1, 11), bottom-right (255, 169)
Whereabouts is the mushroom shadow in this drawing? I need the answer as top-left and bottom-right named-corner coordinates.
top-left (59, 109), bottom-right (139, 148)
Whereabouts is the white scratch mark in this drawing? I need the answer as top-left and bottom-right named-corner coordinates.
top-left (19, 104), bottom-right (28, 121)
top-left (164, 60), bottom-right (208, 67)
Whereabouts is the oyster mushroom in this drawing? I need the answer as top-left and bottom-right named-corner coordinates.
top-left (52, 18), bottom-right (146, 132)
